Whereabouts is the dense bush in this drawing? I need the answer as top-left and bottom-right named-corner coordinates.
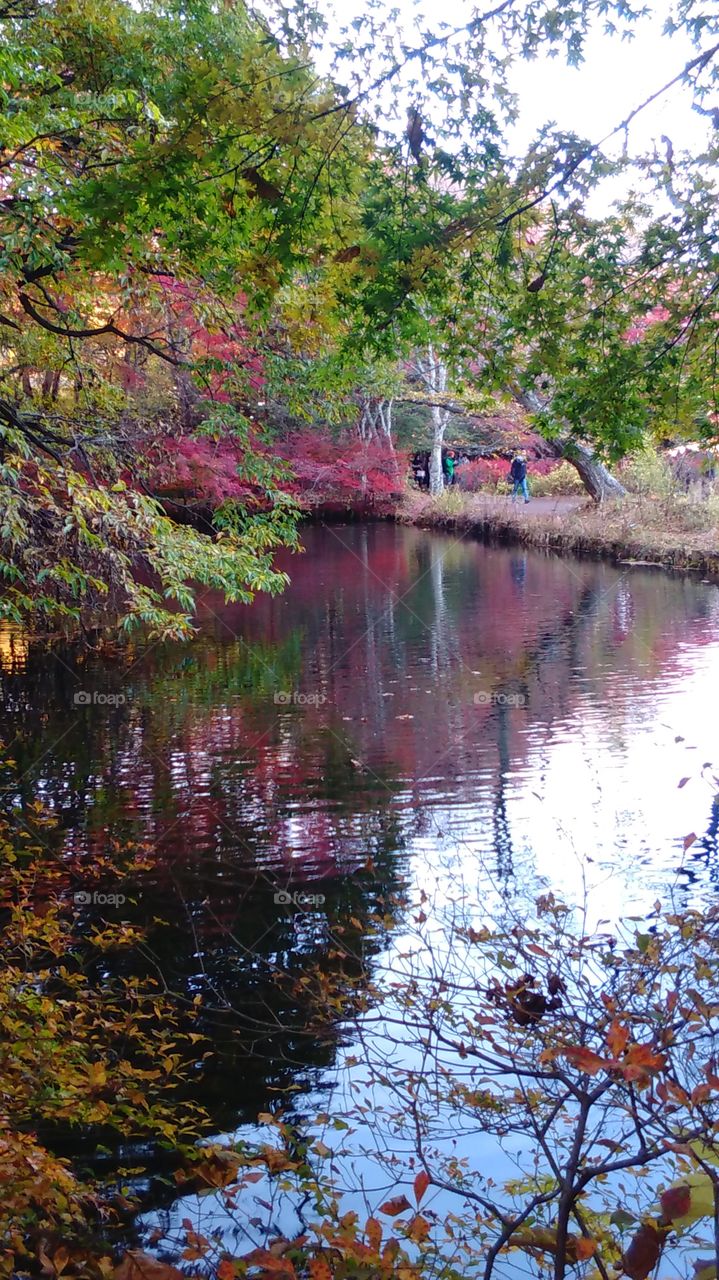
top-left (456, 456), bottom-right (584, 496)
top-left (455, 457), bottom-right (509, 491)
top-left (528, 461), bottom-right (586, 496)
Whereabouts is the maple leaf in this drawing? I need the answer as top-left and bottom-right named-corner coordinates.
top-left (413, 1170), bottom-right (430, 1205)
top-left (379, 1195), bottom-right (412, 1217)
top-left (606, 1019), bottom-right (629, 1058)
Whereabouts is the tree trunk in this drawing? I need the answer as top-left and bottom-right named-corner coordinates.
top-left (414, 343), bottom-right (450, 495)
top-left (429, 405), bottom-right (447, 494)
top-left (547, 436), bottom-right (626, 501)
top-left (509, 385), bottom-right (626, 501)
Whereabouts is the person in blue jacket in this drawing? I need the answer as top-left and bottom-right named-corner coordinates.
top-left (509, 453), bottom-right (530, 503)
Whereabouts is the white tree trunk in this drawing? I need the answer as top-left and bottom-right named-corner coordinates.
top-left (358, 397), bottom-right (395, 448)
top-left (414, 344), bottom-right (450, 495)
top-left (429, 404), bottom-right (449, 494)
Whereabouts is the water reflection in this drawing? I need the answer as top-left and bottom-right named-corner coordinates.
top-left (1, 524), bottom-right (719, 1151)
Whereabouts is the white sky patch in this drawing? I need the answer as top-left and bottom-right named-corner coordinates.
top-left (312, 0), bottom-right (714, 213)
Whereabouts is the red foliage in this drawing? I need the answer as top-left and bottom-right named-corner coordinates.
top-left (153, 437), bottom-right (258, 507)
top-left (620, 1223), bottom-right (664, 1280)
top-left (277, 431), bottom-right (405, 509)
top-left (456, 458), bottom-right (509, 491)
top-left (149, 428), bottom-right (404, 515)
top-left (457, 455), bottom-right (564, 491)
top-left (154, 277), bottom-right (264, 402)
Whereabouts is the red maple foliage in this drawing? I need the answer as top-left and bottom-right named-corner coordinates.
top-left (155, 276), bottom-right (265, 402)
top-left (153, 437), bottom-right (259, 507)
top-left (457, 456), bottom-right (564, 492)
top-left (277, 431), bottom-right (406, 510)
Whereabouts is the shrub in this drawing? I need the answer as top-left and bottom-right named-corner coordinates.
top-left (426, 488), bottom-right (466, 516)
top-left (456, 457), bottom-right (509, 492)
top-left (456, 457), bottom-right (584, 496)
top-left (528, 461), bottom-right (585, 496)
top-left (618, 447), bottom-right (675, 498)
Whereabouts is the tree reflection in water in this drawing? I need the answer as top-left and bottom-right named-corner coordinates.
top-left (1, 524), bottom-right (719, 1161)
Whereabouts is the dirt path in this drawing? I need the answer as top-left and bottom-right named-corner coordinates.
top-left (403, 492), bottom-right (719, 581)
top-left (466, 495), bottom-right (587, 519)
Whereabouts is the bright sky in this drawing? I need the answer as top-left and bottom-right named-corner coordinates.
top-left (317, 0), bottom-right (713, 212)
top-left (504, 2), bottom-right (709, 169)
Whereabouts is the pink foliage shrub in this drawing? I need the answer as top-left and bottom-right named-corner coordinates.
top-left (154, 437), bottom-right (257, 507)
top-left (457, 456), bottom-right (564, 491)
top-left (155, 277), bottom-right (265, 402)
top-left (277, 431), bottom-right (405, 509)
top-left (623, 305), bottom-right (672, 345)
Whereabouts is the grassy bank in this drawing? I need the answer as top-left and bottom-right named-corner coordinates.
top-left (399, 489), bottom-right (719, 580)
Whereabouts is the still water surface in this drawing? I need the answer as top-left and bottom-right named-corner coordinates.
top-left (2, 523), bottom-right (719, 1253)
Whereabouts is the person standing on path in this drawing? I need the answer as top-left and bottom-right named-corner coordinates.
top-left (509, 453), bottom-right (530, 503)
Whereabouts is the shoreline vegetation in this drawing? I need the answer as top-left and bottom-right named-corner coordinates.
top-left (3, 486), bottom-right (717, 654)
top-left (394, 489), bottom-right (719, 582)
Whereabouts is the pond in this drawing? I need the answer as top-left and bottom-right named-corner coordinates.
top-left (2, 522), bottom-right (719, 1258)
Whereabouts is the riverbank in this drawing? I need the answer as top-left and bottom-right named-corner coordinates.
top-left (398, 490), bottom-right (719, 580)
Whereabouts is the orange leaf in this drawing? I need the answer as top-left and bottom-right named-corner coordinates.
top-left (606, 1020), bottom-right (629, 1058)
top-left (382, 1239), bottom-right (400, 1264)
top-left (379, 1195), bottom-right (412, 1217)
top-left (365, 1218), bottom-right (382, 1252)
top-left (243, 1251), bottom-right (295, 1277)
top-left (621, 1044), bottom-right (666, 1080)
top-left (308, 1258), bottom-right (332, 1280)
top-left (414, 1170), bottom-right (430, 1205)
top-left (115, 1253), bottom-right (185, 1280)
top-left (575, 1237), bottom-right (596, 1261)
top-left (407, 1215), bottom-right (431, 1243)
top-left (563, 1047), bottom-right (609, 1075)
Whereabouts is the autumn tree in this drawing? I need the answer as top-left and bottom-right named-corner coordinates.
top-left (0, 0), bottom-right (373, 633)
top-left (238, 893), bottom-right (719, 1280)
